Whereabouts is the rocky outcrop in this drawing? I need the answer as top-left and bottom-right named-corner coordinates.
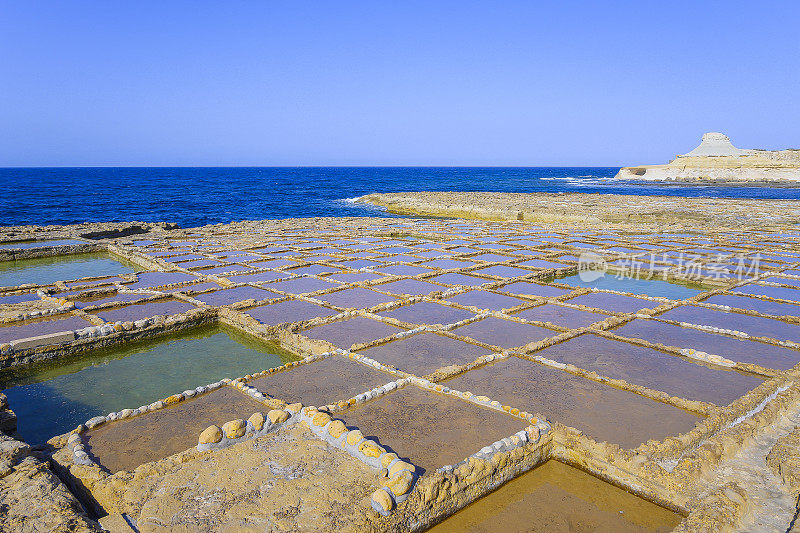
top-left (615, 132), bottom-right (800, 183)
top-left (356, 191), bottom-right (800, 231)
top-left (0, 393), bottom-right (17, 435)
top-left (0, 457), bottom-right (102, 533)
top-left (0, 221), bottom-right (179, 245)
top-left (0, 394), bottom-right (102, 532)
top-left (766, 428), bottom-right (800, 493)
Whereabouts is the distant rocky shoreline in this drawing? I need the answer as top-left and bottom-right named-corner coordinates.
top-left (614, 133), bottom-right (800, 184)
top-left (357, 191), bottom-right (800, 231)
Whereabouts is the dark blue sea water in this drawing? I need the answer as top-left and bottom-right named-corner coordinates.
top-left (0, 167), bottom-right (796, 228)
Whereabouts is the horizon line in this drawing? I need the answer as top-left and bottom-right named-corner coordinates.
top-left (0, 165), bottom-right (623, 169)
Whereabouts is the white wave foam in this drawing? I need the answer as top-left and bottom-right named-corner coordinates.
top-left (337, 197), bottom-right (388, 212)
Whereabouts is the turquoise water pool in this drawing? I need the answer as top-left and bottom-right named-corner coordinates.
top-left (556, 273), bottom-right (703, 299)
top-left (0, 325), bottom-right (298, 443)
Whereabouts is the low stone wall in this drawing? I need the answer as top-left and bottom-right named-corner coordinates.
top-left (1, 307), bottom-right (218, 368)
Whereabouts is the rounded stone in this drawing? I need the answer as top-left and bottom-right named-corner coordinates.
top-left (199, 425), bottom-right (223, 444)
top-left (359, 440), bottom-right (383, 458)
top-left (371, 488), bottom-right (393, 513)
top-left (346, 430), bottom-right (364, 446)
top-left (165, 394), bottom-right (182, 405)
top-left (386, 470), bottom-right (414, 496)
top-left (389, 460), bottom-right (414, 476)
top-left (248, 412), bottom-right (265, 431)
top-left (380, 452), bottom-right (398, 469)
top-left (268, 409), bottom-right (289, 424)
top-left (222, 419), bottom-right (246, 439)
top-left (85, 416), bottom-right (106, 429)
top-left (286, 402), bottom-right (302, 414)
top-left (327, 420), bottom-right (347, 438)
top-left (312, 412), bottom-right (331, 427)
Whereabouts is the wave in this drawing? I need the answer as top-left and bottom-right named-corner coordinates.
top-left (336, 197), bottom-right (389, 213)
top-left (541, 176), bottom-right (601, 182)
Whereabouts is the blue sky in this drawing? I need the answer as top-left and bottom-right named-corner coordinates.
top-left (1, 1), bottom-right (797, 166)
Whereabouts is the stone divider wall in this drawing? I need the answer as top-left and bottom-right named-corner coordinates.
top-left (0, 241), bottom-right (103, 262)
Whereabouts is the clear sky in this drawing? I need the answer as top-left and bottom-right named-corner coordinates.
top-left (1, 1), bottom-right (798, 167)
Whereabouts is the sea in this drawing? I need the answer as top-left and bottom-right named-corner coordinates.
top-left (0, 167), bottom-right (796, 228)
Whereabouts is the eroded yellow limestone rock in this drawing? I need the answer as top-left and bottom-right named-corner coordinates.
top-left (312, 412), bottom-right (331, 427)
top-left (164, 394), bottom-right (182, 405)
top-left (346, 430), bottom-right (364, 446)
top-left (386, 470), bottom-right (414, 496)
top-left (222, 419), bottom-right (246, 439)
top-left (248, 412), bottom-right (265, 431)
top-left (198, 425), bottom-right (222, 444)
top-left (359, 440), bottom-right (382, 458)
top-left (389, 460), bottom-right (414, 476)
top-left (327, 420), bottom-right (347, 438)
top-left (372, 488), bottom-right (393, 513)
top-left (380, 452), bottom-right (398, 468)
top-left (268, 409), bottom-right (289, 424)
top-left (286, 402), bottom-right (302, 414)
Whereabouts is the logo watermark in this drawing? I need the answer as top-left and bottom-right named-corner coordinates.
top-left (577, 251), bottom-right (607, 282)
top-left (577, 251), bottom-right (761, 282)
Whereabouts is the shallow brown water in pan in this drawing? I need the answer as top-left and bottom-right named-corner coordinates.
top-left (428, 459), bottom-right (682, 533)
top-left (85, 387), bottom-right (265, 473)
top-left (249, 355), bottom-right (393, 407)
top-left (533, 334), bottom-right (762, 405)
top-left (357, 333), bottom-right (492, 376)
top-left (337, 385), bottom-right (527, 474)
top-left (444, 357), bottom-right (700, 449)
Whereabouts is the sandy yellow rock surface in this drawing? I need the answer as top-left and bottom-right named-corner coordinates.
top-left (108, 424), bottom-right (376, 533)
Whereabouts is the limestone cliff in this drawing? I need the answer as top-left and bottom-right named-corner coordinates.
top-left (614, 132), bottom-right (800, 183)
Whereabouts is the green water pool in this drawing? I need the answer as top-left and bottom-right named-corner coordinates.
top-left (0, 239), bottom-right (88, 250)
top-left (0, 325), bottom-right (298, 443)
top-left (0, 252), bottom-right (137, 288)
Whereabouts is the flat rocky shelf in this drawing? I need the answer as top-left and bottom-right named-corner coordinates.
top-left (0, 208), bottom-right (799, 532)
